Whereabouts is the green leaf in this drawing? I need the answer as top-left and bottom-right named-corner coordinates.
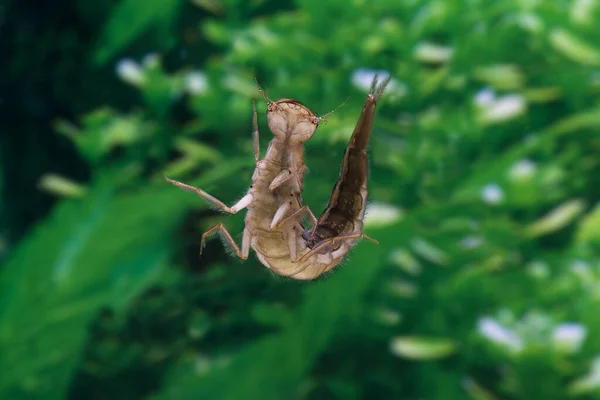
top-left (473, 64), bottom-right (525, 90)
top-left (0, 162), bottom-right (244, 398)
top-left (173, 138), bottom-right (222, 163)
top-left (94, 0), bottom-right (182, 65)
top-left (524, 199), bottom-right (586, 238)
top-left (453, 106), bottom-right (600, 203)
top-left (576, 203), bottom-right (600, 243)
top-left (390, 336), bottom-right (457, 360)
top-left (154, 219), bottom-right (416, 400)
top-left (550, 28), bottom-right (600, 66)
top-left (38, 174), bottom-right (88, 198)
top-left (411, 237), bottom-right (448, 266)
top-left (545, 105), bottom-right (600, 136)
top-left (567, 358), bottom-right (600, 396)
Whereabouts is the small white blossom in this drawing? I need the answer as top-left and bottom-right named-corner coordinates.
top-left (519, 13), bottom-right (543, 33)
top-left (474, 88), bottom-right (495, 107)
top-left (386, 79), bottom-right (408, 100)
top-left (552, 323), bottom-right (587, 353)
top-left (460, 235), bottom-right (483, 249)
top-left (526, 260), bottom-right (550, 279)
top-left (509, 159), bottom-right (536, 180)
top-left (352, 68), bottom-right (390, 91)
top-left (478, 317), bottom-right (523, 353)
top-left (351, 68), bottom-right (407, 99)
top-left (481, 183), bottom-right (504, 204)
top-left (116, 59), bottom-right (145, 87)
top-left (571, 259), bottom-right (593, 280)
top-left (414, 42), bottom-right (454, 63)
top-left (481, 94), bottom-right (526, 123)
top-left (364, 202), bottom-right (403, 228)
top-left (185, 71), bottom-right (208, 95)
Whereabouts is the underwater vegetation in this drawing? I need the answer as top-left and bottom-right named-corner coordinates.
top-left (3, 0), bottom-right (600, 398)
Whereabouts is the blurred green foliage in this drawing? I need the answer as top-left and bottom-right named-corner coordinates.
top-left (3, 0), bottom-right (600, 398)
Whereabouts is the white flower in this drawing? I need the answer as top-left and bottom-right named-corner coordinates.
top-left (481, 183), bottom-right (504, 204)
top-left (478, 317), bottom-right (523, 353)
top-left (115, 59), bottom-right (145, 87)
top-left (481, 94), bottom-right (526, 123)
top-left (352, 68), bottom-right (391, 91)
top-left (571, 259), bottom-right (593, 281)
top-left (351, 68), bottom-right (407, 99)
top-left (553, 323), bottom-right (587, 354)
top-left (460, 235), bottom-right (483, 249)
top-left (364, 202), bottom-right (403, 228)
top-left (474, 88), bottom-right (495, 107)
top-left (185, 71), bottom-right (208, 95)
top-left (509, 159), bottom-right (536, 180)
top-left (526, 260), bottom-right (550, 279)
top-left (414, 42), bottom-right (454, 63)
top-left (386, 79), bottom-right (408, 99)
top-left (518, 13), bottom-right (543, 33)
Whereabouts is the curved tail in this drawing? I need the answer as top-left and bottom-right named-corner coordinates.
top-left (305, 75), bottom-right (390, 247)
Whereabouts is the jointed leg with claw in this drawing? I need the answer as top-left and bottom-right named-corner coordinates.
top-left (164, 103), bottom-right (262, 215)
top-left (165, 103), bottom-right (261, 257)
top-left (271, 204), bottom-right (318, 230)
top-left (293, 232), bottom-right (379, 264)
top-left (165, 177), bottom-right (253, 215)
top-left (269, 165), bottom-right (309, 191)
top-left (200, 224), bottom-right (251, 259)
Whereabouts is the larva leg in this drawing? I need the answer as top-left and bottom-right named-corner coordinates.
top-left (252, 100), bottom-right (260, 164)
top-left (241, 226), bottom-right (252, 258)
top-left (294, 232), bottom-right (379, 264)
top-left (271, 204), bottom-right (318, 231)
top-left (165, 177), bottom-right (252, 214)
top-left (200, 223), bottom-right (250, 259)
top-left (271, 201), bottom-right (291, 229)
top-left (269, 165), bottom-right (309, 191)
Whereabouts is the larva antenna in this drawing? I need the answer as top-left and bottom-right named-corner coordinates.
top-left (253, 76), bottom-right (274, 104)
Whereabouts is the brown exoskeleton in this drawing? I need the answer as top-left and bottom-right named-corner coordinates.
top-left (271, 75), bottom-right (390, 277)
top-left (165, 80), bottom-right (341, 279)
top-left (166, 76), bottom-right (388, 280)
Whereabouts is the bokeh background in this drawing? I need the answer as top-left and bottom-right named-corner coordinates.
top-left (3, 0), bottom-right (600, 398)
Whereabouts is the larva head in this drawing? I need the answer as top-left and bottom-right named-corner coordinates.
top-left (254, 77), bottom-right (347, 144)
top-left (266, 99), bottom-right (320, 144)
